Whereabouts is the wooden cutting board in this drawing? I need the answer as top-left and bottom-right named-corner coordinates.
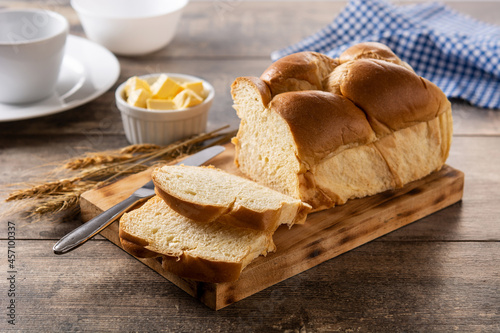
top-left (80, 143), bottom-right (464, 310)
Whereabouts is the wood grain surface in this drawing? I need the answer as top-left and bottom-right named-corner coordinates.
top-left (79, 144), bottom-right (464, 309)
top-left (5, 240), bottom-right (497, 332)
top-left (0, 0), bottom-right (499, 331)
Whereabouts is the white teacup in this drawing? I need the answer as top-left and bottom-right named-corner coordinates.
top-left (0, 9), bottom-right (69, 104)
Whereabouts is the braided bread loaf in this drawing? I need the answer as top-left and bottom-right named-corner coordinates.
top-left (231, 42), bottom-right (453, 211)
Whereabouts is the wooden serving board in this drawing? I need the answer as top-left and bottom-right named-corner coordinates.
top-left (80, 144), bottom-right (464, 310)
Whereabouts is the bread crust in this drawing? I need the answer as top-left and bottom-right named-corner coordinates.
top-left (339, 41), bottom-right (401, 64)
top-left (338, 41), bottom-right (414, 71)
top-left (119, 228), bottom-right (166, 258)
top-left (339, 59), bottom-right (446, 136)
top-left (154, 185), bottom-right (229, 223)
top-left (161, 253), bottom-right (244, 283)
top-left (155, 184), bottom-right (280, 231)
top-left (265, 54), bottom-right (447, 141)
top-left (217, 205), bottom-right (281, 231)
top-left (119, 229), bottom-right (245, 283)
top-left (270, 90), bottom-right (376, 166)
top-left (261, 51), bottom-right (339, 96)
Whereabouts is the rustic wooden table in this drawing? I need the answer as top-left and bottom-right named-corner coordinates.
top-left (1, 0), bottom-right (499, 331)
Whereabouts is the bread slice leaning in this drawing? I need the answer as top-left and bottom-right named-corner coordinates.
top-left (151, 165), bottom-right (312, 232)
top-left (119, 196), bottom-right (275, 283)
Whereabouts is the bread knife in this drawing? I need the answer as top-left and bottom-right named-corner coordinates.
top-left (53, 145), bottom-right (226, 255)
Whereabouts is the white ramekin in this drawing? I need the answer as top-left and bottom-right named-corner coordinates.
top-left (115, 73), bottom-right (214, 145)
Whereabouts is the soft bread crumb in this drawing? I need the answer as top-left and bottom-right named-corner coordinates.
top-left (120, 196), bottom-right (273, 266)
top-left (152, 165), bottom-right (311, 231)
top-left (231, 79), bottom-right (302, 199)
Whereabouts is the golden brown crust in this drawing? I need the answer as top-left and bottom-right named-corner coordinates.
top-left (154, 178), bottom-right (308, 231)
top-left (339, 42), bottom-right (414, 72)
top-left (339, 41), bottom-right (401, 64)
top-left (339, 59), bottom-right (445, 136)
top-left (270, 90), bottom-right (376, 165)
top-left (119, 229), bottom-right (162, 258)
top-left (119, 218), bottom-right (246, 283)
top-left (161, 253), bottom-right (244, 283)
top-left (218, 205), bottom-right (280, 231)
top-left (152, 167), bottom-right (280, 231)
top-left (156, 182), bottom-right (283, 231)
top-left (119, 235), bottom-right (244, 283)
top-left (261, 51), bottom-right (339, 96)
top-left (154, 185), bottom-right (227, 223)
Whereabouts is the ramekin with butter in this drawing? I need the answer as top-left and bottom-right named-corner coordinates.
top-left (124, 75), bottom-right (208, 111)
top-left (116, 73), bottom-right (214, 145)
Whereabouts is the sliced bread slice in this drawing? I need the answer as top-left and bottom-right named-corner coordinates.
top-left (151, 165), bottom-right (312, 232)
top-left (119, 196), bottom-right (275, 283)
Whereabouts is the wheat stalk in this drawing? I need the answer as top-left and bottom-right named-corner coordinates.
top-left (119, 144), bottom-right (162, 154)
top-left (3, 125), bottom-right (235, 219)
top-left (64, 154), bottom-right (134, 170)
top-left (34, 183), bottom-right (96, 214)
top-left (79, 164), bottom-right (148, 181)
top-left (6, 177), bottom-right (82, 201)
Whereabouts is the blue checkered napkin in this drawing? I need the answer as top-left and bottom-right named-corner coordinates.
top-left (271, 0), bottom-right (500, 109)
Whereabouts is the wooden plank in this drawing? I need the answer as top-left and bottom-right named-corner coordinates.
top-left (80, 144), bottom-right (464, 309)
top-left (3, 240), bottom-right (498, 332)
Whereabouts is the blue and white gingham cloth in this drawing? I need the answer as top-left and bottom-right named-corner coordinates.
top-left (271, 0), bottom-right (500, 109)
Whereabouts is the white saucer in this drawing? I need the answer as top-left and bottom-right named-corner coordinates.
top-left (0, 35), bottom-right (120, 122)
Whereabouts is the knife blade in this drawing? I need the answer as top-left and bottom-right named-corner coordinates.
top-left (53, 145), bottom-right (225, 255)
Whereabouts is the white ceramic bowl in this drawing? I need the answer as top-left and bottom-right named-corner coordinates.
top-left (116, 73), bottom-right (214, 145)
top-left (71, 0), bottom-right (188, 56)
